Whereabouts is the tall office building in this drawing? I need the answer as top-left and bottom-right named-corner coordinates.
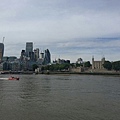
top-left (44, 49), bottom-right (51, 65)
top-left (20, 50), bottom-right (26, 61)
top-left (0, 43), bottom-right (4, 62)
top-left (34, 48), bottom-right (39, 61)
top-left (40, 52), bottom-right (44, 59)
top-left (29, 51), bottom-right (34, 61)
top-left (26, 42), bottom-right (33, 57)
top-left (37, 52), bottom-right (44, 65)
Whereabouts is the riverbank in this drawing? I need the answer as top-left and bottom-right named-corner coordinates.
top-left (0, 71), bottom-right (33, 74)
top-left (38, 71), bottom-right (120, 76)
top-left (1, 71), bottom-right (120, 76)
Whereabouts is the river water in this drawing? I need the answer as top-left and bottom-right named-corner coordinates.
top-left (0, 74), bottom-right (120, 120)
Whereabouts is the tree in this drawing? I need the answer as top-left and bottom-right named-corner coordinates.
top-left (112, 61), bottom-right (120, 71)
top-left (41, 66), bottom-right (44, 71)
top-left (32, 64), bottom-right (38, 71)
top-left (84, 61), bottom-right (91, 68)
top-left (76, 63), bottom-right (83, 67)
top-left (49, 65), bottom-right (54, 71)
top-left (103, 61), bottom-right (112, 70)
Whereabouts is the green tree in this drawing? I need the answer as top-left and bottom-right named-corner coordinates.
top-left (49, 65), bottom-right (54, 71)
top-left (64, 63), bottom-right (70, 69)
top-left (70, 63), bottom-right (75, 67)
top-left (84, 61), bottom-right (91, 68)
top-left (76, 63), bottom-right (83, 67)
top-left (40, 63), bottom-right (70, 72)
top-left (103, 61), bottom-right (112, 70)
top-left (32, 64), bottom-right (38, 71)
top-left (59, 63), bottom-right (70, 71)
top-left (112, 61), bottom-right (120, 71)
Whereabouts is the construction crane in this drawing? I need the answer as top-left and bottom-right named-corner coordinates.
top-left (3, 37), bottom-right (5, 43)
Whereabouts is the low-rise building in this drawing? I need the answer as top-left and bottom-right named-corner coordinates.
top-left (69, 66), bottom-right (84, 72)
top-left (53, 58), bottom-right (70, 64)
top-left (92, 57), bottom-right (105, 70)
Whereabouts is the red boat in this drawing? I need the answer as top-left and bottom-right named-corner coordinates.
top-left (8, 76), bottom-right (19, 80)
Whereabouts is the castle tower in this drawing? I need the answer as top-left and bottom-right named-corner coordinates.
top-left (101, 57), bottom-right (105, 64)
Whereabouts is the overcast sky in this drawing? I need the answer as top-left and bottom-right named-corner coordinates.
top-left (0, 0), bottom-right (120, 62)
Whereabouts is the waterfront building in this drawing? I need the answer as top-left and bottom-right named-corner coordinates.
top-left (37, 58), bottom-right (44, 65)
top-left (0, 43), bottom-right (4, 62)
top-left (20, 50), bottom-right (26, 60)
top-left (20, 57), bottom-right (28, 71)
top-left (44, 49), bottom-right (51, 65)
top-left (36, 52), bottom-right (45, 65)
top-left (10, 61), bottom-right (20, 71)
top-left (40, 52), bottom-right (44, 59)
top-left (1, 57), bottom-right (20, 71)
top-left (2, 56), bottom-right (17, 62)
top-left (36, 52), bottom-right (44, 65)
top-left (2, 56), bottom-right (9, 62)
top-left (26, 42), bottom-right (33, 57)
top-left (92, 57), bottom-right (105, 69)
top-left (53, 58), bottom-right (70, 64)
top-left (29, 51), bottom-right (34, 61)
top-left (8, 56), bottom-right (17, 62)
top-left (34, 48), bottom-right (39, 61)
top-left (69, 66), bottom-right (84, 73)
top-left (0, 62), bottom-right (9, 71)
top-left (27, 61), bottom-right (37, 71)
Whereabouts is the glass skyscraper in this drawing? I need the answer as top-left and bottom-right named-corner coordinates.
top-left (0, 43), bottom-right (4, 62)
top-left (44, 49), bottom-right (51, 65)
top-left (26, 42), bottom-right (33, 57)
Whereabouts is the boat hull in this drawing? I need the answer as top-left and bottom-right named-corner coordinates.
top-left (8, 77), bottom-right (19, 80)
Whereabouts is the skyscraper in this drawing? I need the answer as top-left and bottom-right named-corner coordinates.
top-left (0, 43), bottom-right (4, 62)
top-left (20, 50), bottom-right (26, 60)
top-left (26, 42), bottom-right (33, 57)
top-left (34, 48), bottom-right (39, 61)
top-left (44, 49), bottom-right (51, 65)
top-left (40, 52), bottom-right (44, 59)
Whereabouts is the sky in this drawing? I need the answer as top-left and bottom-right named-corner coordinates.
top-left (0, 0), bottom-right (120, 63)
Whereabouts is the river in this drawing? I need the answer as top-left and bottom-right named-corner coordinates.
top-left (0, 74), bottom-right (120, 120)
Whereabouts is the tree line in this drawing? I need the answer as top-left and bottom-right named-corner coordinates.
top-left (103, 61), bottom-right (120, 71)
top-left (41, 63), bottom-right (70, 71)
top-left (35, 61), bottom-right (92, 72)
top-left (33, 60), bottom-right (120, 72)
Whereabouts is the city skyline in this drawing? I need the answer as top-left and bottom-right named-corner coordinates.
top-left (0, 0), bottom-right (120, 62)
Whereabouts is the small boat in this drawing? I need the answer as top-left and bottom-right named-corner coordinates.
top-left (8, 76), bottom-right (19, 80)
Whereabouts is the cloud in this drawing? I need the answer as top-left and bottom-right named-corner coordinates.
top-left (0, 0), bottom-right (120, 62)
top-left (5, 37), bottom-right (120, 62)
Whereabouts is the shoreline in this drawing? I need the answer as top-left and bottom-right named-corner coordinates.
top-left (1, 71), bottom-right (120, 76)
top-left (40, 72), bottom-right (120, 76)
